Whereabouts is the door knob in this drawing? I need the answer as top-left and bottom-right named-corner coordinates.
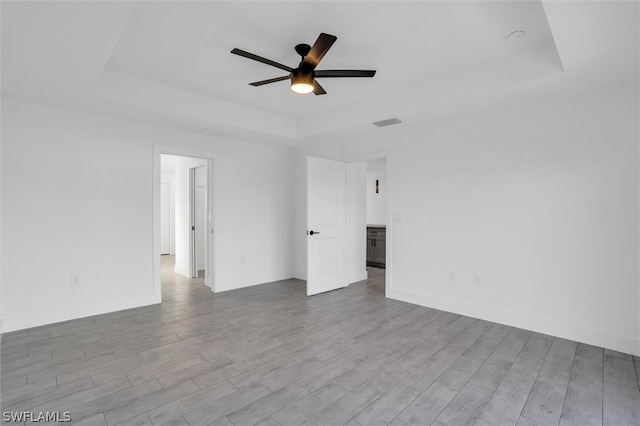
top-left (309, 230), bottom-right (320, 235)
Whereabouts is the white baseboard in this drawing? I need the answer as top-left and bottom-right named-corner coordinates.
top-left (215, 271), bottom-right (294, 292)
top-left (387, 288), bottom-right (640, 357)
top-left (293, 270), bottom-right (366, 285)
top-left (293, 268), bottom-right (306, 281)
top-left (1, 294), bottom-right (159, 334)
top-left (349, 269), bottom-right (368, 284)
top-left (291, 270), bottom-right (366, 286)
top-left (174, 264), bottom-right (191, 278)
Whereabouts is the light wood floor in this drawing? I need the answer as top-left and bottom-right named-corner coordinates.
top-left (1, 256), bottom-right (639, 425)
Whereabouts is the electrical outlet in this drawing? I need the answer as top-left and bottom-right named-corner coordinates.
top-left (70, 274), bottom-right (80, 286)
top-left (473, 274), bottom-right (481, 286)
top-left (449, 272), bottom-right (455, 281)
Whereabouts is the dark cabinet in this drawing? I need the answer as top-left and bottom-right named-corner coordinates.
top-left (366, 226), bottom-right (386, 268)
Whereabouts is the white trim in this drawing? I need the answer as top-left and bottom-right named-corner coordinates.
top-left (343, 151), bottom-right (390, 163)
top-left (388, 287), bottom-right (640, 357)
top-left (216, 271), bottom-right (295, 293)
top-left (0, 319), bottom-right (4, 336)
top-left (350, 270), bottom-right (368, 284)
top-left (189, 166), bottom-right (197, 278)
top-left (174, 264), bottom-right (191, 278)
top-left (153, 145), bottom-right (217, 299)
top-left (1, 295), bottom-right (158, 333)
top-left (153, 147), bottom-right (162, 304)
top-left (205, 158), bottom-right (214, 291)
top-left (384, 157), bottom-right (392, 301)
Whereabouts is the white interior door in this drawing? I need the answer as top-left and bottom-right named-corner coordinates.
top-left (189, 165), bottom-right (208, 278)
top-left (205, 159), bottom-right (214, 290)
top-left (307, 156), bottom-right (347, 296)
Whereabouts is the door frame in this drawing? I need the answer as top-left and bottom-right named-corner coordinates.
top-left (160, 182), bottom-right (171, 255)
top-left (189, 166), bottom-right (196, 278)
top-left (344, 151), bottom-right (392, 294)
top-left (153, 145), bottom-right (216, 302)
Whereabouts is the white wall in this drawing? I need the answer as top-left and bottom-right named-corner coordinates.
top-left (160, 155), bottom-right (176, 255)
top-left (1, 98), bottom-right (295, 332)
top-left (343, 82), bottom-right (640, 356)
top-left (213, 140), bottom-right (295, 291)
top-left (367, 159), bottom-right (387, 225)
top-left (293, 152), bottom-right (307, 280)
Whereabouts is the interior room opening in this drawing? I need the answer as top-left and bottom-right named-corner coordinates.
top-left (366, 159), bottom-right (387, 292)
top-left (160, 154), bottom-right (210, 290)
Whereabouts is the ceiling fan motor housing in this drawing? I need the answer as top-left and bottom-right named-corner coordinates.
top-left (295, 43), bottom-right (312, 58)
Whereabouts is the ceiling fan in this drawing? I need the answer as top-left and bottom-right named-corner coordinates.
top-left (231, 33), bottom-right (376, 96)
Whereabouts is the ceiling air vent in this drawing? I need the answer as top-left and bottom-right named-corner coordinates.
top-left (373, 118), bottom-right (402, 127)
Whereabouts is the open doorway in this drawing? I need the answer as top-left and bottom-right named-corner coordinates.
top-left (158, 153), bottom-right (214, 298)
top-left (304, 155), bottom-right (390, 297)
top-left (365, 159), bottom-right (387, 292)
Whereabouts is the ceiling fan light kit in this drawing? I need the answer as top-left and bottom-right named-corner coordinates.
top-left (231, 33), bottom-right (376, 96)
top-left (290, 68), bottom-right (315, 94)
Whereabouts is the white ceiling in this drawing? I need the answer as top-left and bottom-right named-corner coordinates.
top-left (1, 1), bottom-right (638, 147)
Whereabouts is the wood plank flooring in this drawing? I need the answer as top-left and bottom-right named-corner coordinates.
top-left (1, 256), bottom-right (639, 425)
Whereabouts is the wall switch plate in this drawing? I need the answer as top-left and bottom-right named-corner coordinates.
top-left (449, 272), bottom-right (455, 281)
top-left (473, 274), bottom-right (481, 286)
top-left (70, 274), bottom-right (80, 286)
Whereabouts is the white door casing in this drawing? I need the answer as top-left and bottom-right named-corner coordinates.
top-left (195, 166), bottom-right (207, 272)
top-left (160, 182), bottom-right (171, 255)
top-left (307, 156), bottom-right (347, 296)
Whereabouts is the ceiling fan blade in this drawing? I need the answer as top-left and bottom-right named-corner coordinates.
top-left (315, 70), bottom-right (376, 78)
top-left (249, 75), bottom-right (290, 86)
top-left (304, 33), bottom-right (337, 68)
top-left (313, 80), bottom-right (327, 95)
top-left (231, 48), bottom-right (292, 72)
